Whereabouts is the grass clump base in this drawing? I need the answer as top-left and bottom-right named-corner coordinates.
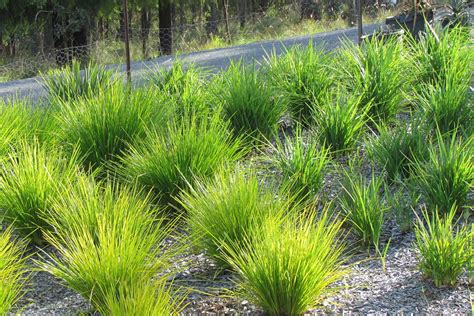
top-left (222, 208), bottom-right (346, 315)
top-left (414, 206), bottom-right (472, 287)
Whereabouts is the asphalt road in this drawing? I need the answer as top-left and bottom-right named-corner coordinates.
top-left (0, 24), bottom-right (379, 101)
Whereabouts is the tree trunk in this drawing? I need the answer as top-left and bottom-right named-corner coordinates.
top-left (159, 0), bottom-right (173, 55)
top-left (222, 0), bottom-right (231, 42)
top-left (206, 1), bottom-right (219, 37)
top-left (140, 8), bottom-right (151, 59)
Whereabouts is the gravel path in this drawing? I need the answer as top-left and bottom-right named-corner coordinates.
top-left (0, 24), bottom-right (379, 102)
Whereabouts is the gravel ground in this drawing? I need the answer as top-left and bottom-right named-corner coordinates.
top-left (15, 227), bottom-right (472, 315)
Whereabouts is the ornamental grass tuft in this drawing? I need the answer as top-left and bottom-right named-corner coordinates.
top-left (222, 207), bottom-right (346, 315)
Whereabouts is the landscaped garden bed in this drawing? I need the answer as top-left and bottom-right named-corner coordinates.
top-left (0, 25), bottom-right (472, 315)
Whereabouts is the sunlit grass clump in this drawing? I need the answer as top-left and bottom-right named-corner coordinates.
top-left (119, 113), bottom-right (243, 207)
top-left (57, 82), bottom-right (170, 169)
top-left (218, 61), bottom-right (285, 143)
top-left (42, 60), bottom-right (113, 103)
top-left (0, 226), bottom-right (29, 315)
top-left (411, 132), bottom-right (473, 214)
top-left (415, 206), bottom-right (472, 287)
top-left (223, 208), bottom-right (346, 315)
top-left (368, 122), bottom-right (427, 182)
top-left (265, 42), bottom-right (331, 125)
top-left (313, 91), bottom-right (367, 155)
top-left (339, 169), bottom-right (387, 249)
top-left (337, 36), bottom-right (408, 124)
top-left (41, 176), bottom-right (183, 314)
top-left (0, 140), bottom-right (78, 244)
top-left (181, 169), bottom-right (289, 268)
top-left (267, 127), bottom-right (330, 202)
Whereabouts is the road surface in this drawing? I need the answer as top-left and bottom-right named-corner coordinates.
top-left (0, 24), bottom-right (379, 101)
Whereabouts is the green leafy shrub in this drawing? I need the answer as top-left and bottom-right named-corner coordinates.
top-left (267, 127), bottom-right (330, 201)
top-left (339, 170), bottom-right (387, 249)
top-left (265, 42), bottom-right (331, 125)
top-left (42, 60), bottom-right (113, 103)
top-left (180, 168), bottom-right (290, 268)
top-left (313, 91), bottom-right (367, 155)
top-left (411, 131), bottom-right (473, 214)
top-left (337, 36), bottom-right (408, 123)
top-left (118, 113), bottom-right (243, 208)
top-left (415, 206), bottom-right (472, 287)
top-left (0, 140), bottom-right (78, 244)
top-left (40, 176), bottom-right (182, 314)
top-left (0, 226), bottom-right (29, 315)
top-left (218, 61), bottom-right (285, 142)
top-left (57, 82), bottom-right (170, 169)
top-left (368, 122), bottom-right (427, 182)
top-left (222, 208), bottom-right (346, 315)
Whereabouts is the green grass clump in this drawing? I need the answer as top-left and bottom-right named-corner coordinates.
top-left (411, 132), bottom-right (473, 214)
top-left (40, 177), bottom-right (182, 314)
top-left (118, 113), bottom-right (243, 208)
top-left (267, 127), bottom-right (330, 202)
top-left (265, 42), bottom-right (331, 125)
top-left (368, 123), bottom-right (427, 182)
top-left (218, 61), bottom-right (285, 143)
top-left (339, 170), bottom-right (387, 249)
top-left (148, 60), bottom-right (211, 118)
top-left (0, 100), bottom-right (56, 159)
top-left (222, 208), bottom-right (346, 315)
top-left (180, 169), bottom-right (289, 268)
top-left (313, 91), bottom-right (367, 155)
top-left (42, 60), bottom-right (113, 103)
top-left (415, 206), bottom-right (472, 287)
top-left (57, 82), bottom-right (170, 169)
top-left (337, 36), bottom-right (407, 124)
top-left (0, 226), bottom-right (29, 315)
top-left (0, 140), bottom-right (78, 244)
top-left (409, 26), bottom-right (472, 87)
top-left (415, 67), bottom-right (472, 135)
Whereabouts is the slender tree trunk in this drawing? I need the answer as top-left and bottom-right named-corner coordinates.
top-left (159, 0), bottom-right (173, 55)
top-left (222, 0), bottom-right (231, 42)
top-left (206, 1), bottom-right (220, 37)
top-left (140, 8), bottom-right (151, 59)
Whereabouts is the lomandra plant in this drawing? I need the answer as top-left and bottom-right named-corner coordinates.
top-left (41, 177), bottom-right (183, 314)
top-left (42, 60), bottom-right (113, 104)
top-left (313, 91), bottom-right (367, 155)
top-left (267, 127), bottom-right (330, 202)
top-left (0, 140), bottom-right (78, 244)
top-left (337, 36), bottom-right (408, 124)
top-left (415, 206), bottom-right (472, 287)
top-left (148, 60), bottom-right (211, 118)
top-left (218, 61), bottom-right (285, 143)
top-left (119, 113), bottom-right (243, 208)
top-left (180, 169), bottom-right (290, 268)
top-left (415, 67), bottom-right (472, 135)
top-left (408, 26), bottom-right (471, 87)
top-left (0, 226), bottom-right (29, 315)
top-left (339, 169), bottom-right (387, 249)
top-left (57, 82), bottom-right (170, 169)
top-left (0, 99), bottom-right (56, 159)
top-left (265, 42), bottom-right (331, 125)
top-left (368, 122), bottom-right (427, 182)
top-left (411, 131), bottom-right (473, 214)
top-left (222, 208), bottom-right (346, 315)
